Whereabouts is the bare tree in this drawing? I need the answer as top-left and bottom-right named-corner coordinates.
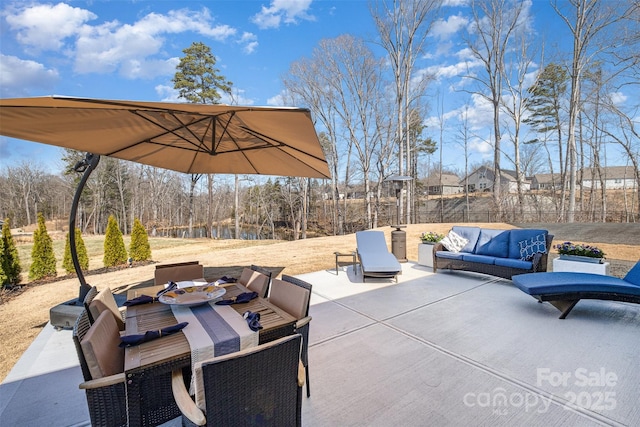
top-left (552, 0), bottom-right (639, 222)
top-left (371, 0), bottom-right (441, 225)
top-left (465, 0), bottom-right (527, 215)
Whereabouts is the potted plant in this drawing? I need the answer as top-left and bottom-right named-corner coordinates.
top-left (554, 241), bottom-right (605, 264)
top-left (418, 232), bottom-right (444, 268)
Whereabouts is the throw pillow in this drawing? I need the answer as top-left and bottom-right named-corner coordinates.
top-left (441, 230), bottom-right (469, 253)
top-left (518, 234), bottom-right (547, 261)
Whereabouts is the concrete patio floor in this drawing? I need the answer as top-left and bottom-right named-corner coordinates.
top-left (1, 262), bottom-right (639, 426)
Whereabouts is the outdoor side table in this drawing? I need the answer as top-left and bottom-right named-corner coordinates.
top-left (334, 251), bottom-right (358, 274)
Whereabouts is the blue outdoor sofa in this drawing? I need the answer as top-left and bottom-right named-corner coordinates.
top-left (511, 260), bottom-right (640, 318)
top-left (433, 226), bottom-right (553, 280)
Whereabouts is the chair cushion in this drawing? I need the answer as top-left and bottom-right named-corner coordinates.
top-left (81, 311), bottom-right (124, 379)
top-left (451, 226), bottom-right (481, 253)
top-left (474, 229), bottom-right (510, 258)
top-left (435, 250), bottom-right (464, 260)
top-left (441, 230), bottom-right (468, 253)
top-left (90, 287), bottom-right (125, 330)
top-left (508, 229), bottom-right (548, 259)
top-left (239, 269), bottom-right (269, 298)
top-left (269, 278), bottom-right (310, 319)
top-left (461, 254), bottom-right (496, 265)
top-left (494, 257), bottom-right (533, 270)
top-left (623, 261), bottom-right (640, 286)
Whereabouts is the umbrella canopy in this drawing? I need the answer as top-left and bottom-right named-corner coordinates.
top-left (0, 96), bottom-right (331, 178)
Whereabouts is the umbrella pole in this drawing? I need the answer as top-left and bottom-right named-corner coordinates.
top-left (70, 153), bottom-right (100, 302)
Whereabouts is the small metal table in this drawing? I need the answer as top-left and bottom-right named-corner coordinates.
top-left (334, 251), bottom-right (358, 274)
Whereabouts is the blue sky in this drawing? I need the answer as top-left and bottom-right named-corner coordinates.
top-left (0, 0), bottom-right (634, 176)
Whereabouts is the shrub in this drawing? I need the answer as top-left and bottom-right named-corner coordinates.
top-left (63, 228), bottom-right (89, 274)
top-left (103, 215), bottom-right (128, 267)
top-left (1, 218), bottom-right (22, 287)
top-left (29, 213), bottom-right (57, 280)
top-left (129, 218), bottom-right (151, 262)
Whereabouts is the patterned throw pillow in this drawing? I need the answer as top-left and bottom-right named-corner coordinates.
top-left (441, 230), bottom-right (469, 253)
top-left (518, 234), bottom-right (547, 261)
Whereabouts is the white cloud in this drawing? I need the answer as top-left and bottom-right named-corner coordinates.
top-left (4, 2), bottom-right (96, 52)
top-left (432, 14), bottom-right (468, 40)
top-left (251, 0), bottom-right (315, 30)
top-left (73, 8), bottom-right (237, 77)
top-left (239, 32), bottom-right (259, 54)
top-left (609, 91), bottom-right (627, 105)
top-left (0, 54), bottom-right (59, 97)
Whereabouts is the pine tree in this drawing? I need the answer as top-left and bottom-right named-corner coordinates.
top-left (103, 215), bottom-right (128, 267)
top-left (29, 213), bottom-right (57, 280)
top-left (63, 228), bottom-right (89, 274)
top-left (129, 218), bottom-right (151, 262)
top-left (1, 218), bottom-right (22, 287)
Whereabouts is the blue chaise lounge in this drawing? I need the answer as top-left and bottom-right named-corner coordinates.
top-left (356, 231), bottom-right (402, 282)
top-left (511, 260), bottom-right (640, 318)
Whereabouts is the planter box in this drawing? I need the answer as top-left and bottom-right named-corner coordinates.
top-left (553, 258), bottom-right (610, 276)
top-left (558, 254), bottom-right (604, 264)
top-left (418, 243), bottom-right (435, 268)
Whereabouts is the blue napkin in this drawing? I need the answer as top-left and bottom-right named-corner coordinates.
top-left (217, 275), bottom-right (237, 283)
top-left (215, 291), bottom-right (258, 305)
top-left (119, 322), bottom-right (189, 347)
top-left (123, 295), bottom-right (155, 306)
top-left (243, 311), bottom-right (263, 331)
top-left (156, 281), bottom-right (177, 297)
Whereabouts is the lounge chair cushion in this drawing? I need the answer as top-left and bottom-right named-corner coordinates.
top-left (81, 311), bottom-right (124, 379)
top-left (356, 231), bottom-right (401, 276)
top-left (475, 229), bottom-right (510, 258)
top-left (508, 229), bottom-right (548, 259)
top-left (512, 272), bottom-right (640, 296)
top-left (451, 226), bottom-right (480, 253)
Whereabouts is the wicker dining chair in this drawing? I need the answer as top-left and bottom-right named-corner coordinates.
top-left (82, 286), bottom-right (98, 316)
top-left (172, 334), bottom-right (303, 427)
top-left (270, 275), bottom-right (312, 398)
top-left (154, 261), bottom-right (204, 286)
top-left (73, 310), bottom-right (127, 427)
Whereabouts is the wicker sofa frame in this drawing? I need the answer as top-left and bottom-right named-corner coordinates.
top-left (433, 230), bottom-right (554, 280)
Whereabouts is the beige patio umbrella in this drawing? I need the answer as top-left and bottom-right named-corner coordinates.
top-left (0, 95), bottom-right (331, 178)
top-left (0, 95), bottom-right (331, 327)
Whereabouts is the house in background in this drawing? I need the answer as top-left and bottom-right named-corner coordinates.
top-left (580, 166), bottom-right (638, 190)
top-left (530, 173), bottom-right (563, 191)
top-left (423, 173), bottom-right (462, 195)
top-left (461, 165), bottom-right (530, 193)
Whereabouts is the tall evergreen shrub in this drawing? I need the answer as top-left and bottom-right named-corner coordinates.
top-left (1, 218), bottom-right (22, 287)
top-left (129, 218), bottom-right (151, 261)
top-left (63, 228), bottom-right (89, 274)
top-left (103, 215), bottom-right (127, 267)
top-left (29, 213), bottom-right (57, 280)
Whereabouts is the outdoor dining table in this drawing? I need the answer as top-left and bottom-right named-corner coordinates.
top-left (123, 281), bottom-right (297, 427)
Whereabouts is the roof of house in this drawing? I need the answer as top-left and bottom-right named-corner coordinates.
top-left (580, 166), bottom-right (637, 180)
top-left (425, 173), bottom-right (461, 186)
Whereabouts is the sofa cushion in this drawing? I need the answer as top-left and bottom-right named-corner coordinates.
top-left (441, 230), bottom-right (468, 253)
top-left (451, 226), bottom-right (481, 253)
top-left (623, 261), bottom-right (640, 286)
top-left (462, 254), bottom-right (496, 265)
top-left (508, 229), bottom-right (548, 259)
top-left (475, 229), bottom-right (510, 258)
top-left (435, 250), bottom-right (464, 260)
top-left (518, 233), bottom-right (548, 261)
top-left (494, 257), bottom-right (532, 270)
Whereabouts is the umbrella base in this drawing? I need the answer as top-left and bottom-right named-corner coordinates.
top-left (49, 298), bottom-right (84, 330)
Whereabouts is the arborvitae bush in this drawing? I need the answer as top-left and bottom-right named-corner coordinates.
top-left (103, 215), bottom-right (127, 267)
top-left (1, 218), bottom-right (22, 287)
top-left (129, 218), bottom-right (151, 262)
top-left (63, 228), bottom-right (89, 274)
top-left (29, 213), bottom-right (57, 280)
